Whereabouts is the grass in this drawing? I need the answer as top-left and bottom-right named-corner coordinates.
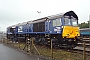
top-left (36, 46), bottom-right (83, 60)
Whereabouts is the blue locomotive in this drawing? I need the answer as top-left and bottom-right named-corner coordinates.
top-left (7, 11), bottom-right (80, 48)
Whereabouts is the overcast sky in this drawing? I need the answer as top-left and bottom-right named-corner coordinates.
top-left (0, 0), bottom-right (90, 31)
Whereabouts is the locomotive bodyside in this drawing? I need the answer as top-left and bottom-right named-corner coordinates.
top-left (6, 11), bottom-right (80, 48)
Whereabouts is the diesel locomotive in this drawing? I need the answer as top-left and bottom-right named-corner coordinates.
top-left (7, 11), bottom-right (80, 48)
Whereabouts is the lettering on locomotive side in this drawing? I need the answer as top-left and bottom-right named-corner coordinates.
top-left (54, 27), bottom-right (61, 33)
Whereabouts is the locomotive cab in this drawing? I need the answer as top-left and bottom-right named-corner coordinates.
top-left (62, 16), bottom-right (80, 38)
top-left (61, 11), bottom-right (80, 47)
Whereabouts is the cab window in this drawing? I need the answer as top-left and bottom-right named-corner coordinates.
top-left (64, 17), bottom-right (71, 25)
top-left (71, 18), bottom-right (78, 26)
top-left (53, 18), bottom-right (62, 26)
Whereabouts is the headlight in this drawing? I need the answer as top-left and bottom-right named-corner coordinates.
top-left (62, 26), bottom-right (64, 28)
top-left (66, 34), bottom-right (69, 36)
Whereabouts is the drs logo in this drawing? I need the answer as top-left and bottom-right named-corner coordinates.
top-left (18, 26), bottom-right (23, 32)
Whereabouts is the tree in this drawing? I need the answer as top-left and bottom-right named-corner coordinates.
top-left (78, 21), bottom-right (89, 28)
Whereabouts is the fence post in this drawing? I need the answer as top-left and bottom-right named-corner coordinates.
top-left (31, 38), bottom-right (34, 53)
top-left (26, 37), bottom-right (28, 52)
top-left (18, 39), bottom-right (20, 48)
top-left (51, 39), bottom-right (53, 60)
top-left (83, 42), bottom-right (86, 60)
top-left (7, 39), bottom-right (8, 44)
top-left (31, 37), bottom-right (40, 55)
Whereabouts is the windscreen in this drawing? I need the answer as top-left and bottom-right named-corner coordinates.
top-left (64, 16), bottom-right (71, 26)
top-left (63, 11), bottom-right (78, 26)
top-left (71, 18), bottom-right (78, 26)
top-left (64, 16), bottom-right (78, 26)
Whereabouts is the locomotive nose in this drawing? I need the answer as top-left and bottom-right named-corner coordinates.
top-left (62, 26), bottom-right (80, 38)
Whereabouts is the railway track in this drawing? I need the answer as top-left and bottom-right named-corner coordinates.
top-left (34, 37), bottom-right (90, 56)
top-left (70, 46), bottom-right (90, 55)
top-left (67, 37), bottom-right (90, 56)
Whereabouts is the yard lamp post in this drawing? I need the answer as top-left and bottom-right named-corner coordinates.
top-left (37, 11), bottom-right (41, 18)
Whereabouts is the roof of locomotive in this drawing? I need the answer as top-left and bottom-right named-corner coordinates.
top-left (7, 11), bottom-right (78, 28)
top-left (27, 11), bottom-right (78, 24)
top-left (7, 22), bottom-right (28, 28)
top-left (27, 13), bottom-right (64, 24)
